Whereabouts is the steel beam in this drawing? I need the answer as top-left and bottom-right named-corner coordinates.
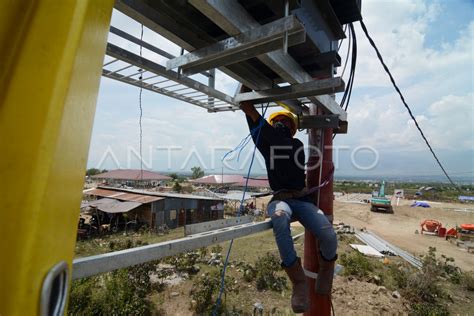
top-left (299, 114), bottom-right (340, 129)
top-left (189, 0), bottom-right (347, 120)
top-left (185, 216), bottom-right (253, 235)
top-left (110, 26), bottom-right (174, 59)
top-left (102, 70), bottom-right (210, 110)
top-left (234, 77), bottom-right (344, 104)
top-left (105, 43), bottom-right (234, 105)
top-left (115, 0), bottom-right (275, 91)
top-left (109, 26), bottom-right (211, 78)
top-left (72, 220), bottom-right (272, 279)
top-left (166, 15), bottom-right (305, 76)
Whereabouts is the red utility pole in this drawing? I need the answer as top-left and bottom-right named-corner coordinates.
top-left (305, 106), bottom-right (334, 316)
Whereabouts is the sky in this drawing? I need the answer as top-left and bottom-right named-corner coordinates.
top-left (87, 0), bottom-right (474, 181)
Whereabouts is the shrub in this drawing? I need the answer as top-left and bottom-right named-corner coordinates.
top-left (190, 269), bottom-right (237, 314)
top-left (403, 248), bottom-right (446, 306)
top-left (68, 260), bottom-right (161, 315)
top-left (460, 271), bottom-right (474, 291)
top-left (211, 244), bottom-right (223, 254)
top-left (68, 269), bottom-right (152, 316)
top-left (163, 251), bottom-right (200, 274)
top-left (254, 253), bottom-right (287, 292)
top-left (340, 251), bottom-right (375, 279)
top-left (396, 247), bottom-right (466, 315)
top-left (108, 238), bottom-right (136, 251)
top-left (387, 263), bottom-right (409, 289)
top-left (410, 302), bottom-right (449, 316)
top-left (240, 262), bottom-right (257, 282)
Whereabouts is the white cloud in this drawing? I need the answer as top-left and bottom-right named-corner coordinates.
top-left (88, 2), bottom-right (473, 178)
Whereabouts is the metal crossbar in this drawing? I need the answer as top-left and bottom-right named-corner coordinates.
top-left (166, 15), bottom-right (305, 76)
top-left (72, 220), bottom-right (272, 279)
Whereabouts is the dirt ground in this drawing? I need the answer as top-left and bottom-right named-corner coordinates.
top-left (156, 276), bottom-right (411, 316)
top-left (154, 195), bottom-right (472, 316)
top-left (333, 195), bottom-right (474, 271)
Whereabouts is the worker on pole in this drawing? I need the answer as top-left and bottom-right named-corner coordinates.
top-left (239, 86), bottom-right (338, 313)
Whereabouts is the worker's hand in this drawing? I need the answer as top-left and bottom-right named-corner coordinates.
top-left (239, 100), bottom-right (255, 113)
top-left (239, 85), bottom-right (255, 115)
top-left (238, 85), bottom-right (253, 111)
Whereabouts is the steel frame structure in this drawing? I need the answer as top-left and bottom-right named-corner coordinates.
top-left (76, 0), bottom-right (360, 284)
top-left (102, 0), bottom-right (350, 121)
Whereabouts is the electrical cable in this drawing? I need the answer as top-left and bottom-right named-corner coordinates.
top-left (334, 23), bottom-right (357, 140)
top-left (340, 25), bottom-right (352, 78)
top-left (359, 20), bottom-right (460, 190)
top-left (339, 23), bottom-right (357, 112)
top-left (337, 25), bottom-right (348, 52)
top-left (213, 103), bottom-right (269, 315)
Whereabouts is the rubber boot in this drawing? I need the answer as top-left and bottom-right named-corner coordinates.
top-left (315, 253), bottom-right (337, 295)
top-left (283, 258), bottom-right (309, 313)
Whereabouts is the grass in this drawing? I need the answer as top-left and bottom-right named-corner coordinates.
top-left (74, 227), bottom-right (185, 258)
top-left (72, 224), bottom-right (306, 315)
top-left (339, 245), bottom-right (474, 316)
top-left (72, 223), bottom-right (473, 315)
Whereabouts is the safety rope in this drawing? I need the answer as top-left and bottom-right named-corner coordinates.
top-left (252, 165), bottom-right (334, 199)
top-left (212, 103), bottom-right (269, 315)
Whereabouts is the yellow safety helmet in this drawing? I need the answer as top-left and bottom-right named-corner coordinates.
top-left (268, 109), bottom-right (298, 136)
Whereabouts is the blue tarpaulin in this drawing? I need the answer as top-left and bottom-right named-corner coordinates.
top-left (459, 196), bottom-right (474, 202)
top-left (411, 201), bottom-right (431, 208)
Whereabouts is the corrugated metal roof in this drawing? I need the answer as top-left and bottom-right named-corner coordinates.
top-left (99, 200), bottom-right (142, 213)
top-left (81, 198), bottom-right (142, 213)
top-left (81, 198), bottom-right (117, 208)
top-left (217, 190), bottom-right (260, 201)
top-left (91, 169), bottom-right (171, 181)
top-left (189, 174), bottom-right (244, 184)
top-left (190, 174), bottom-right (269, 188)
top-left (93, 186), bottom-right (224, 201)
top-left (231, 178), bottom-right (270, 188)
top-left (84, 188), bottom-right (164, 203)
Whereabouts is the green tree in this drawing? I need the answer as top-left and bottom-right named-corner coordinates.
top-left (86, 168), bottom-right (105, 176)
top-left (191, 166), bottom-right (204, 179)
top-left (172, 181), bottom-right (182, 193)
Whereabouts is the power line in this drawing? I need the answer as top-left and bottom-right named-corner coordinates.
top-left (359, 20), bottom-right (460, 190)
top-left (139, 24), bottom-right (144, 183)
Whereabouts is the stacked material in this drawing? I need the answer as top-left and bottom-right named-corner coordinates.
top-left (355, 230), bottom-right (422, 269)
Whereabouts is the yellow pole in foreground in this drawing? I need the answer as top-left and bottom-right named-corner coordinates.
top-left (0, 1), bottom-right (113, 315)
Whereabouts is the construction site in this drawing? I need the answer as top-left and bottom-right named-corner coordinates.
top-left (1, 0), bottom-right (473, 316)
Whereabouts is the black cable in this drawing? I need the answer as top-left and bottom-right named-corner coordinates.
top-left (359, 20), bottom-right (460, 190)
top-left (331, 298), bottom-right (336, 316)
top-left (337, 25), bottom-right (348, 52)
top-left (340, 25), bottom-right (352, 78)
top-left (139, 24), bottom-right (144, 183)
top-left (334, 23), bottom-right (357, 140)
top-left (340, 23), bottom-right (357, 111)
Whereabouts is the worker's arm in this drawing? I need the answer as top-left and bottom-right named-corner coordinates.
top-left (240, 101), bottom-right (260, 122)
top-left (239, 86), bottom-right (289, 147)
